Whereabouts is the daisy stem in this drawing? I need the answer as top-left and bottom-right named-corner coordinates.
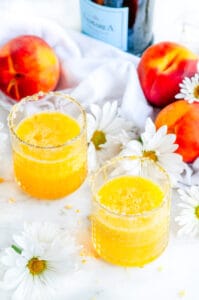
top-left (11, 244), bottom-right (22, 254)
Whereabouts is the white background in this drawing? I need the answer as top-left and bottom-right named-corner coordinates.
top-left (0, 0), bottom-right (199, 46)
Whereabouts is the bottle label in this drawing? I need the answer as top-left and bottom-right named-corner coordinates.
top-left (80, 0), bottom-right (128, 51)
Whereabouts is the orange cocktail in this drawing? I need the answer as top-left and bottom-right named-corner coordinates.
top-left (8, 92), bottom-right (87, 199)
top-left (91, 156), bottom-right (170, 267)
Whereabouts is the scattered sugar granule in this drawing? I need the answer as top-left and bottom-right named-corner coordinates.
top-left (178, 290), bottom-right (186, 298)
top-left (81, 259), bottom-right (87, 264)
top-left (157, 266), bottom-right (164, 272)
top-left (80, 250), bottom-right (85, 257)
top-left (64, 204), bottom-right (72, 209)
top-left (77, 219), bottom-right (82, 225)
top-left (8, 197), bottom-right (16, 204)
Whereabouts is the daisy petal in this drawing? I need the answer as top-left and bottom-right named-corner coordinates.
top-left (175, 185), bottom-right (199, 237)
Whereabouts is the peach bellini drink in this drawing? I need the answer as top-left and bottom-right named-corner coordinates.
top-left (91, 156), bottom-right (171, 267)
top-left (8, 92), bottom-right (87, 199)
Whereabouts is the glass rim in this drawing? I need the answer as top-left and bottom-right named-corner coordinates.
top-left (90, 155), bottom-right (171, 219)
top-left (8, 91), bottom-right (87, 150)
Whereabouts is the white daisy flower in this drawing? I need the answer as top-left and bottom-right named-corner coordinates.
top-left (175, 186), bottom-right (199, 237)
top-left (0, 222), bottom-right (79, 300)
top-left (87, 101), bottom-right (136, 171)
top-left (121, 118), bottom-right (185, 185)
top-left (175, 73), bottom-right (199, 103)
top-left (178, 157), bottom-right (199, 187)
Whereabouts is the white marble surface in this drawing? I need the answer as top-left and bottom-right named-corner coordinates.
top-left (0, 1), bottom-right (199, 300)
top-left (0, 104), bottom-right (199, 300)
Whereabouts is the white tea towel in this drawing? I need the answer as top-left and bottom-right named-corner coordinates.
top-left (0, 16), bottom-right (197, 184)
top-left (0, 16), bottom-right (152, 129)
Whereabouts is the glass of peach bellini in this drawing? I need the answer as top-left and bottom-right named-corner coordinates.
top-left (8, 92), bottom-right (87, 199)
top-left (90, 156), bottom-right (171, 267)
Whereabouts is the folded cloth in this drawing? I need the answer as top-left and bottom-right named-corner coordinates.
top-left (0, 16), bottom-right (198, 187)
top-left (0, 16), bottom-right (152, 129)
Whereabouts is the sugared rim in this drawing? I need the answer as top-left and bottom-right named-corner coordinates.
top-left (8, 91), bottom-right (87, 150)
top-left (90, 155), bottom-right (171, 219)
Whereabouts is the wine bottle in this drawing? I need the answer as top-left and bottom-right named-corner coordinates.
top-left (80, 0), bottom-right (155, 55)
top-left (104, 0), bottom-right (124, 8)
top-left (123, 0), bottom-right (138, 28)
top-left (93, 0), bottom-right (104, 4)
top-left (128, 0), bottom-right (155, 54)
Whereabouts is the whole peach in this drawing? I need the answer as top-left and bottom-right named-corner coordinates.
top-left (137, 42), bottom-right (199, 107)
top-left (0, 35), bottom-right (60, 101)
top-left (155, 100), bottom-right (199, 163)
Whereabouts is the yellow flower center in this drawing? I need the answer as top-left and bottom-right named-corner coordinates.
top-left (195, 206), bottom-right (199, 219)
top-left (27, 257), bottom-right (46, 275)
top-left (143, 150), bottom-right (158, 161)
top-left (91, 130), bottom-right (106, 150)
top-left (193, 85), bottom-right (199, 99)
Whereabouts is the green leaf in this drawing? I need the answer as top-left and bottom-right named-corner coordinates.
top-left (11, 244), bottom-right (22, 255)
top-left (138, 136), bottom-right (143, 143)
